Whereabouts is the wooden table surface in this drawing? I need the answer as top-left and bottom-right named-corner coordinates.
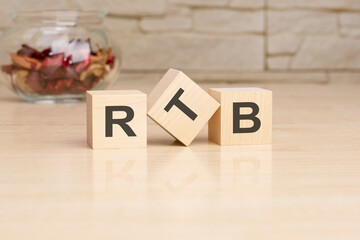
top-left (1, 77), bottom-right (360, 239)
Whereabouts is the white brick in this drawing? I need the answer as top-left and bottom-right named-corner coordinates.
top-left (119, 72), bottom-right (328, 83)
top-left (329, 72), bottom-right (360, 83)
top-left (340, 27), bottom-right (360, 37)
top-left (169, 0), bottom-right (228, 6)
top-left (0, 0), bottom-right (70, 29)
top-left (268, 33), bottom-right (303, 54)
top-left (0, 0), bottom-right (69, 10)
top-left (167, 5), bottom-right (191, 15)
top-left (269, 0), bottom-right (360, 10)
top-left (340, 13), bottom-right (360, 27)
top-left (230, 0), bottom-right (264, 8)
top-left (186, 72), bottom-right (327, 83)
top-left (339, 12), bottom-right (360, 37)
top-left (291, 36), bottom-right (360, 69)
top-left (119, 34), bottom-right (264, 70)
top-left (74, 0), bottom-right (166, 16)
top-left (268, 10), bottom-right (337, 34)
top-left (140, 16), bottom-right (192, 32)
top-left (194, 9), bottom-right (264, 33)
top-left (339, 12), bottom-right (360, 38)
top-left (267, 56), bottom-right (291, 69)
top-left (105, 18), bottom-right (139, 34)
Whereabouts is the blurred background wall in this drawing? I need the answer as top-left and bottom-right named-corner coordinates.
top-left (1, 0), bottom-right (360, 83)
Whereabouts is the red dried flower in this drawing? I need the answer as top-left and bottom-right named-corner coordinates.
top-left (1, 40), bottom-right (115, 95)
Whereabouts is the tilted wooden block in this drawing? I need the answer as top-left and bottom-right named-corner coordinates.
top-left (87, 90), bottom-right (147, 149)
top-left (148, 69), bottom-right (220, 146)
top-left (208, 88), bottom-right (272, 145)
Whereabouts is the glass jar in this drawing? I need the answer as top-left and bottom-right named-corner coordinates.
top-left (0, 10), bottom-right (121, 103)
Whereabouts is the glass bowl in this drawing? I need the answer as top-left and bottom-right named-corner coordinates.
top-left (0, 10), bottom-right (121, 103)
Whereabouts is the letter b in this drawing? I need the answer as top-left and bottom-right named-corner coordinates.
top-left (233, 102), bottom-right (261, 134)
top-left (208, 88), bottom-right (272, 145)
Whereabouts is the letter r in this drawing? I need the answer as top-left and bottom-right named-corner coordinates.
top-left (105, 106), bottom-right (136, 137)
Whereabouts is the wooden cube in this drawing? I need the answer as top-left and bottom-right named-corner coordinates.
top-left (208, 88), bottom-right (272, 145)
top-left (148, 69), bottom-right (220, 146)
top-left (87, 90), bottom-right (147, 149)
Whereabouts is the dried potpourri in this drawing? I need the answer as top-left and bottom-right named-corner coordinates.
top-left (1, 39), bottom-right (115, 95)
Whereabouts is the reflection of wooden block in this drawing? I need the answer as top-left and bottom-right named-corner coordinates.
top-left (219, 145), bottom-right (272, 197)
top-left (87, 90), bottom-right (147, 149)
top-left (148, 69), bottom-right (220, 146)
top-left (208, 88), bottom-right (272, 145)
top-left (91, 149), bottom-right (148, 201)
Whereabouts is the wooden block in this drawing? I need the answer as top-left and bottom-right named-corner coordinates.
top-left (148, 69), bottom-right (220, 146)
top-left (208, 88), bottom-right (272, 145)
top-left (87, 90), bottom-right (147, 149)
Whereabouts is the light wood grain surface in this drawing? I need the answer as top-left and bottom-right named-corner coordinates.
top-left (0, 76), bottom-right (360, 240)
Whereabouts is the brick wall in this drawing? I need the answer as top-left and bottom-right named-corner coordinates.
top-left (1, 0), bottom-right (360, 83)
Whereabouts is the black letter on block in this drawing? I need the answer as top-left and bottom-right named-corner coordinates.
top-left (105, 106), bottom-right (136, 137)
top-left (164, 88), bottom-right (197, 121)
top-left (233, 102), bottom-right (261, 133)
